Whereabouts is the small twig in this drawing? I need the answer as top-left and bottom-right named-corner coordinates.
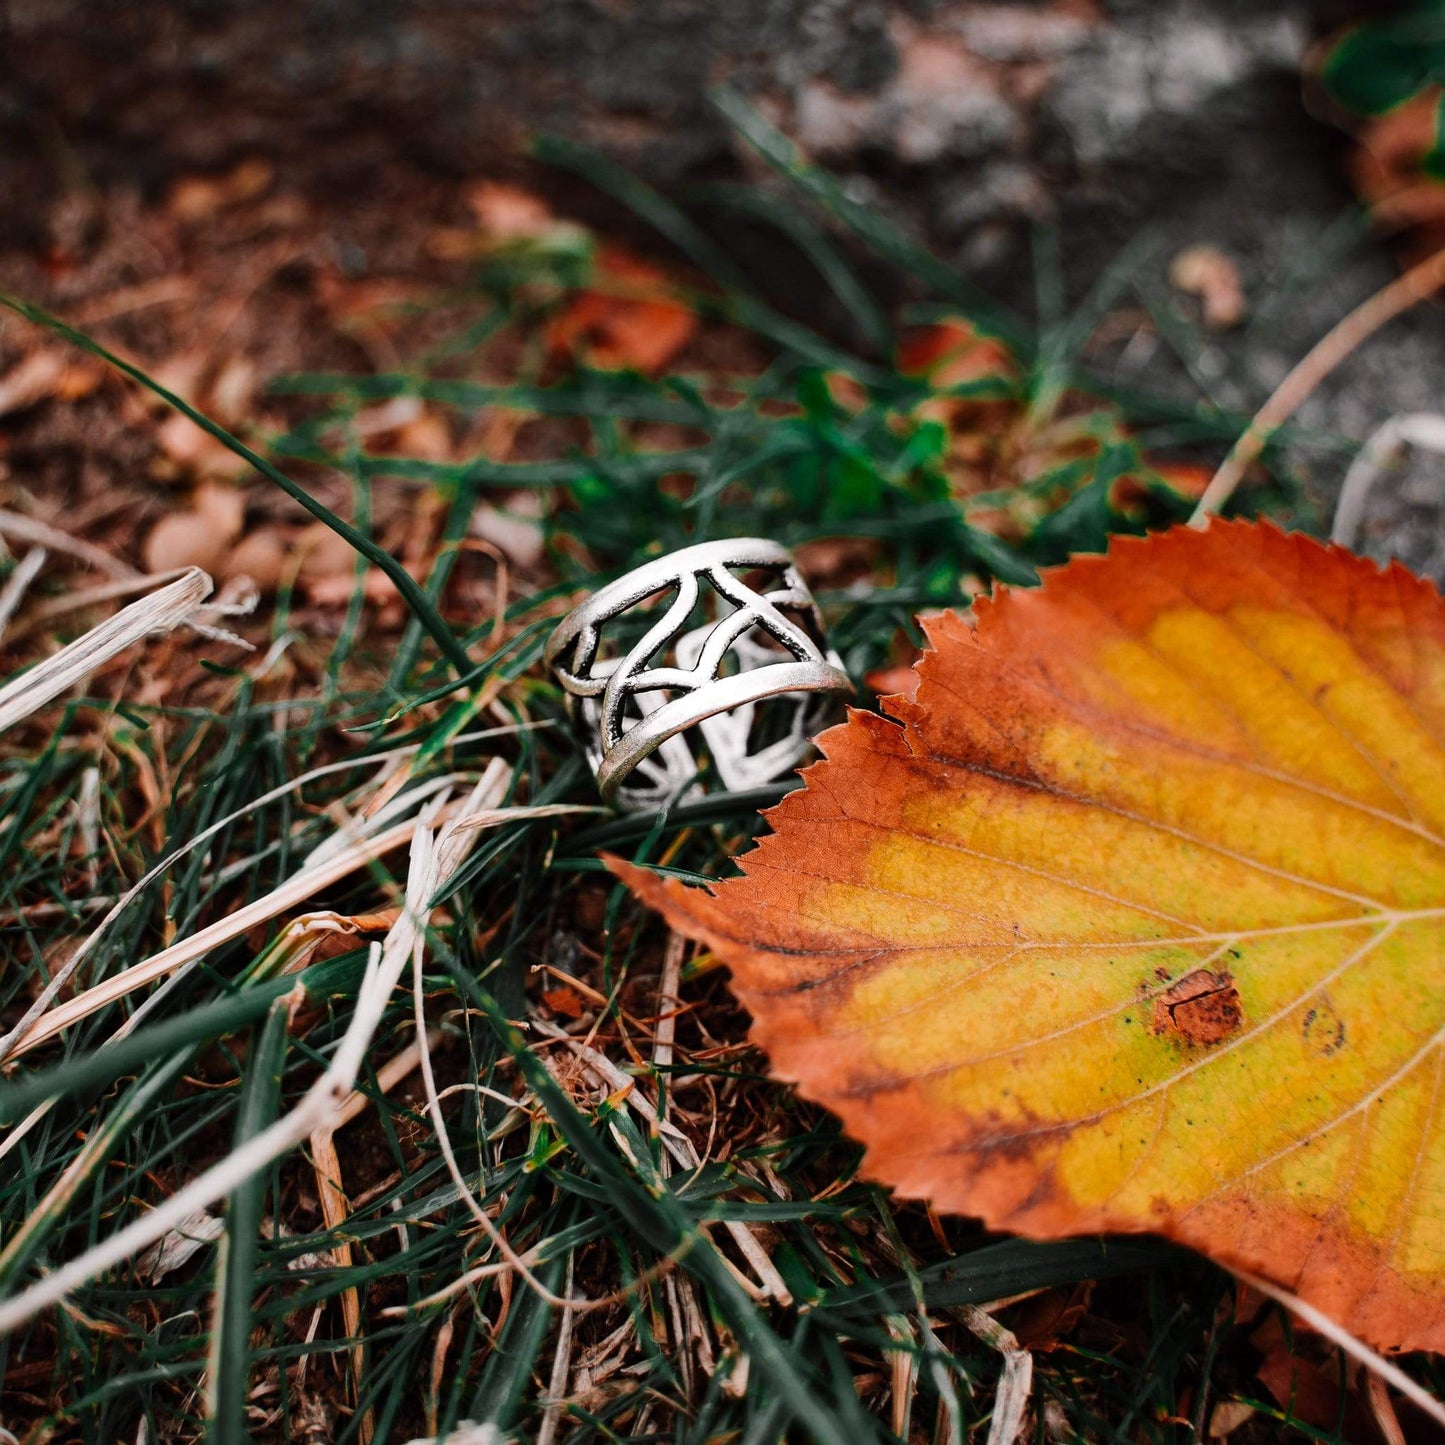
top-left (1192, 246), bottom-right (1445, 524)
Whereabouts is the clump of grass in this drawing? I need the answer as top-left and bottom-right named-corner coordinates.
top-left (0, 98), bottom-right (1396, 1445)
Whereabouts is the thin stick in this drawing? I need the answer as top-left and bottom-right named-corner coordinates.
top-left (1191, 246), bottom-right (1445, 525)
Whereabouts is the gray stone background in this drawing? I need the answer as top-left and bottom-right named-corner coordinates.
top-left (0, 0), bottom-right (1438, 575)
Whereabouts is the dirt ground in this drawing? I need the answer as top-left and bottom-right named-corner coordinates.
top-left (1, 0), bottom-right (1441, 577)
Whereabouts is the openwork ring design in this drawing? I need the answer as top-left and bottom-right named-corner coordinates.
top-left (545, 538), bottom-right (852, 810)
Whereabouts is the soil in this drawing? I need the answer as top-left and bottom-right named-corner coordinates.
top-left (1, 0), bottom-right (1441, 576)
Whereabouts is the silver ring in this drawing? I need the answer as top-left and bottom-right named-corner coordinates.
top-left (545, 538), bottom-right (852, 810)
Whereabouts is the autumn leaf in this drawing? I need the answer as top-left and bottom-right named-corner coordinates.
top-left (897, 317), bottom-right (1017, 388)
top-left (616, 520), bottom-right (1445, 1353)
top-left (547, 245), bottom-right (696, 374)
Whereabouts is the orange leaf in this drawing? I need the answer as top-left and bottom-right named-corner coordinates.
top-left (897, 318), bottom-right (1016, 388)
top-left (548, 246), bottom-right (696, 375)
top-left (615, 520), bottom-right (1445, 1353)
top-left (542, 985), bottom-right (589, 1020)
top-left (1351, 92), bottom-right (1445, 234)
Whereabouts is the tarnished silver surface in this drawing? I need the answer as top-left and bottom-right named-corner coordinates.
top-left (545, 538), bottom-right (852, 810)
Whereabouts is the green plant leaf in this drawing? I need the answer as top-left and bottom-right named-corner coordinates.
top-left (1320, 22), bottom-right (1438, 115)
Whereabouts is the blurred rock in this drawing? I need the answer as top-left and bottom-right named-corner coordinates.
top-left (1, 0), bottom-right (1438, 575)
top-left (0, 1), bottom-right (1352, 237)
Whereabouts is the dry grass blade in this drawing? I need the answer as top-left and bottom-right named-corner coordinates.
top-left (535, 1254), bottom-right (578, 1445)
top-left (0, 762), bottom-right (518, 1338)
top-left (1331, 411), bottom-right (1445, 549)
top-left (3, 810), bottom-right (422, 1063)
top-left (1192, 246), bottom-right (1445, 522)
top-left (1, 788), bottom-right (598, 1068)
top-left (0, 726), bottom-right (536, 1065)
top-left (0, 548), bottom-right (47, 637)
top-left (959, 1305), bottom-right (1034, 1445)
top-left (0, 508), bottom-right (139, 579)
top-left (0, 566), bottom-right (213, 734)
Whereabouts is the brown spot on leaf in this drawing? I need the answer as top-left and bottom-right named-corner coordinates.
top-left (1302, 1003), bottom-right (1346, 1058)
top-left (1151, 969), bottom-right (1244, 1047)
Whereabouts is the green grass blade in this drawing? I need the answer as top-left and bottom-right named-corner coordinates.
top-left (692, 181), bottom-right (895, 355)
top-left (443, 963), bottom-right (876, 1443)
top-left (533, 135), bottom-right (894, 383)
top-left (0, 1053), bottom-right (196, 1297)
top-left (469, 1250), bottom-right (566, 1430)
top-left (533, 134), bottom-right (754, 293)
top-left (206, 997), bottom-right (291, 1444)
top-left (713, 86), bottom-right (1030, 355)
top-left (818, 1236), bottom-right (1195, 1315)
top-left (0, 979), bottom-right (294, 1122)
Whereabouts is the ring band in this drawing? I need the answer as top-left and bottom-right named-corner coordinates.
top-left (545, 538), bottom-right (852, 810)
